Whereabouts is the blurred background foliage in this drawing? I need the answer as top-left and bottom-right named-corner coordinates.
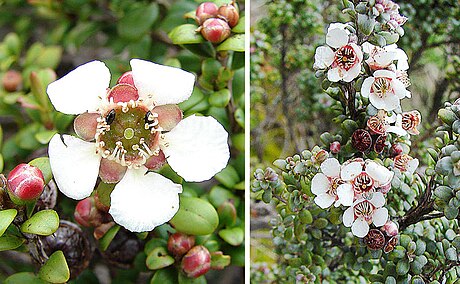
top-left (250, 0), bottom-right (460, 280)
top-left (0, 0), bottom-right (245, 283)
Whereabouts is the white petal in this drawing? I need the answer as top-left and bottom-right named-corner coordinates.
top-left (327, 67), bottom-right (342, 82)
top-left (342, 63), bottom-right (361, 82)
top-left (342, 207), bottom-right (354, 227)
top-left (373, 207), bottom-right (389, 227)
top-left (352, 218), bottom-right (369, 237)
top-left (311, 173), bottom-right (329, 195)
top-left (362, 42), bottom-right (374, 54)
top-left (163, 115), bottom-right (229, 182)
top-left (350, 43), bottom-right (363, 62)
top-left (360, 77), bottom-right (374, 98)
top-left (47, 61), bottom-right (110, 115)
top-left (314, 193), bottom-right (335, 209)
top-left (326, 28), bottom-right (349, 49)
top-left (374, 69), bottom-right (396, 79)
top-left (109, 168), bottom-right (182, 232)
top-left (320, 158), bottom-right (340, 177)
top-left (314, 46), bottom-right (335, 69)
top-left (337, 183), bottom-right (354, 206)
top-left (366, 161), bottom-right (393, 184)
top-left (382, 93), bottom-right (401, 111)
top-left (341, 162), bottom-right (363, 181)
top-left (48, 134), bottom-right (100, 200)
top-left (392, 78), bottom-right (407, 99)
top-left (407, 159), bottom-right (419, 174)
top-left (386, 125), bottom-right (407, 136)
top-left (370, 192), bottom-right (386, 207)
top-left (130, 59), bottom-right (195, 106)
top-left (328, 23), bottom-right (349, 33)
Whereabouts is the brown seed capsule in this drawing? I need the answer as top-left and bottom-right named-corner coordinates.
top-left (200, 18), bottom-right (231, 44)
top-left (363, 229), bottom-right (386, 250)
top-left (102, 228), bottom-right (142, 268)
top-left (218, 3), bottom-right (240, 27)
top-left (195, 2), bottom-right (219, 25)
top-left (36, 180), bottom-right (58, 211)
top-left (383, 235), bottom-right (399, 253)
top-left (352, 129), bottom-right (372, 152)
top-left (390, 143), bottom-right (403, 157)
top-left (374, 134), bottom-right (387, 154)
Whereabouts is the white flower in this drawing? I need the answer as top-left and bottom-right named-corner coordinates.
top-left (362, 42), bottom-right (408, 71)
top-left (47, 59), bottom-right (230, 232)
top-left (340, 160), bottom-right (394, 197)
top-left (313, 23), bottom-right (363, 82)
top-left (311, 158), bottom-right (354, 208)
top-left (367, 110), bottom-right (407, 136)
top-left (343, 192), bottom-right (389, 238)
top-left (394, 154), bottom-right (419, 174)
top-left (361, 69), bottom-right (409, 111)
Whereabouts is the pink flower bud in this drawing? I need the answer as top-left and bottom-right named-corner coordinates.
top-left (390, 143), bottom-right (403, 157)
top-left (116, 71), bottom-right (135, 86)
top-left (2, 70), bottom-right (22, 92)
top-left (74, 197), bottom-right (105, 227)
top-left (330, 141), bottom-right (341, 154)
top-left (167, 232), bottom-right (195, 257)
top-left (7, 163), bottom-right (45, 202)
top-left (218, 3), bottom-right (239, 28)
top-left (200, 18), bottom-right (231, 44)
top-left (195, 2), bottom-right (218, 25)
top-left (181, 245), bottom-right (211, 278)
top-left (381, 220), bottom-right (399, 237)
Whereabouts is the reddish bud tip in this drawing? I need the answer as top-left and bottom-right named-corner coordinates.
top-left (117, 71), bottom-right (135, 86)
top-left (218, 3), bottom-right (239, 27)
top-left (7, 164), bottom-right (45, 202)
top-left (195, 2), bottom-right (219, 25)
top-left (200, 18), bottom-right (231, 44)
top-left (381, 220), bottom-right (399, 237)
top-left (181, 245), bottom-right (211, 278)
top-left (167, 232), bottom-right (195, 257)
top-left (74, 197), bottom-right (105, 227)
top-left (330, 141), bottom-right (341, 154)
top-left (2, 70), bottom-right (22, 92)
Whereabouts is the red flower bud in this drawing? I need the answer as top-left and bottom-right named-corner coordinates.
top-left (195, 2), bottom-right (219, 25)
top-left (2, 70), bottom-right (22, 92)
top-left (181, 245), bottom-right (211, 278)
top-left (74, 197), bottom-right (106, 227)
top-left (218, 3), bottom-right (239, 27)
top-left (7, 163), bottom-right (45, 202)
top-left (167, 232), bottom-right (195, 257)
top-left (200, 18), bottom-right (231, 44)
top-left (330, 141), bottom-right (341, 154)
top-left (381, 220), bottom-right (399, 237)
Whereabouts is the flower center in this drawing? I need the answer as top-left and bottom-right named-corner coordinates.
top-left (367, 115), bottom-right (387, 135)
top-left (372, 77), bottom-right (393, 98)
top-left (95, 100), bottom-right (162, 169)
top-left (394, 154), bottom-right (412, 172)
top-left (335, 45), bottom-right (356, 71)
top-left (353, 173), bottom-right (374, 194)
top-left (328, 177), bottom-right (344, 197)
top-left (354, 200), bottom-right (375, 223)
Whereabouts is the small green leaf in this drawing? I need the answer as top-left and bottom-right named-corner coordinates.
top-left (20, 210), bottom-right (59, 236)
top-left (169, 24), bottom-right (204, 44)
top-left (0, 235), bottom-right (25, 251)
top-left (0, 209), bottom-right (17, 237)
top-left (234, 108), bottom-right (244, 128)
top-left (232, 16), bottom-right (245, 33)
top-left (218, 227), bottom-right (243, 246)
top-left (216, 34), bottom-right (244, 52)
top-left (38, 251), bottom-right (70, 284)
top-left (117, 3), bottom-right (159, 41)
top-left (5, 272), bottom-right (47, 284)
top-left (170, 197), bottom-right (219, 235)
top-left (35, 130), bottom-right (57, 145)
top-left (99, 224), bottom-right (120, 251)
top-left (29, 157), bottom-right (52, 184)
top-left (178, 273), bottom-right (207, 284)
top-left (396, 259), bottom-right (410, 275)
top-left (151, 268), bottom-right (177, 284)
top-left (210, 251), bottom-right (231, 270)
top-left (214, 165), bottom-right (240, 188)
top-left (146, 247), bottom-right (175, 270)
top-left (144, 238), bottom-right (168, 255)
top-left (209, 89), bottom-right (231, 107)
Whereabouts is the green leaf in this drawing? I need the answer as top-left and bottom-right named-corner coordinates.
top-left (210, 251), bottom-right (231, 270)
top-left (20, 209), bottom-right (59, 236)
top-left (38, 251), bottom-right (70, 284)
top-left (29, 157), bottom-right (52, 184)
top-left (0, 209), bottom-right (17, 237)
top-left (178, 273), bottom-right (207, 284)
top-left (146, 247), bottom-right (175, 270)
top-left (151, 268), bottom-right (177, 284)
top-left (35, 130), bottom-right (57, 145)
top-left (5, 272), bottom-right (47, 284)
top-left (35, 46), bottom-right (62, 69)
top-left (234, 108), bottom-right (244, 128)
top-left (209, 186), bottom-right (238, 208)
top-left (0, 235), bottom-right (25, 251)
top-left (117, 3), bottom-right (159, 41)
top-left (232, 16), bottom-right (245, 33)
top-left (99, 224), bottom-right (120, 251)
top-left (96, 182), bottom-right (116, 207)
top-left (169, 24), bottom-right (204, 45)
top-left (216, 34), bottom-right (244, 52)
top-left (396, 259), bottom-right (410, 275)
top-left (218, 227), bottom-right (244, 246)
top-left (170, 197), bottom-right (219, 235)
top-left (214, 165), bottom-right (240, 188)
top-left (144, 238), bottom-right (168, 255)
top-left (209, 89), bottom-right (231, 107)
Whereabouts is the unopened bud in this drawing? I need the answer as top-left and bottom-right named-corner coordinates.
top-left (74, 197), bottom-right (106, 227)
top-left (195, 2), bottom-right (219, 25)
top-left (7, 163), bottom-right (45, 203)
top-left (381, 220), bottom-right (399, 237)
top-left (312, 149), bottom-right (328, 164)
top-left (181, 245), bottom-right (211, 278)
top-left (330, 141), bottom-right (341, 154)
top-left (167, 232), bottom-right (195, 257)
top-left (218, 3), bottom-right (239, 27)
top-left (200, 18), bottom-right (231, 44)
top-left (2, 70), bottom-right (22, 92)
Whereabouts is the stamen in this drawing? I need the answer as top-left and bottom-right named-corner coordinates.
top-left (372, 77), bottom-right (392, 98)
